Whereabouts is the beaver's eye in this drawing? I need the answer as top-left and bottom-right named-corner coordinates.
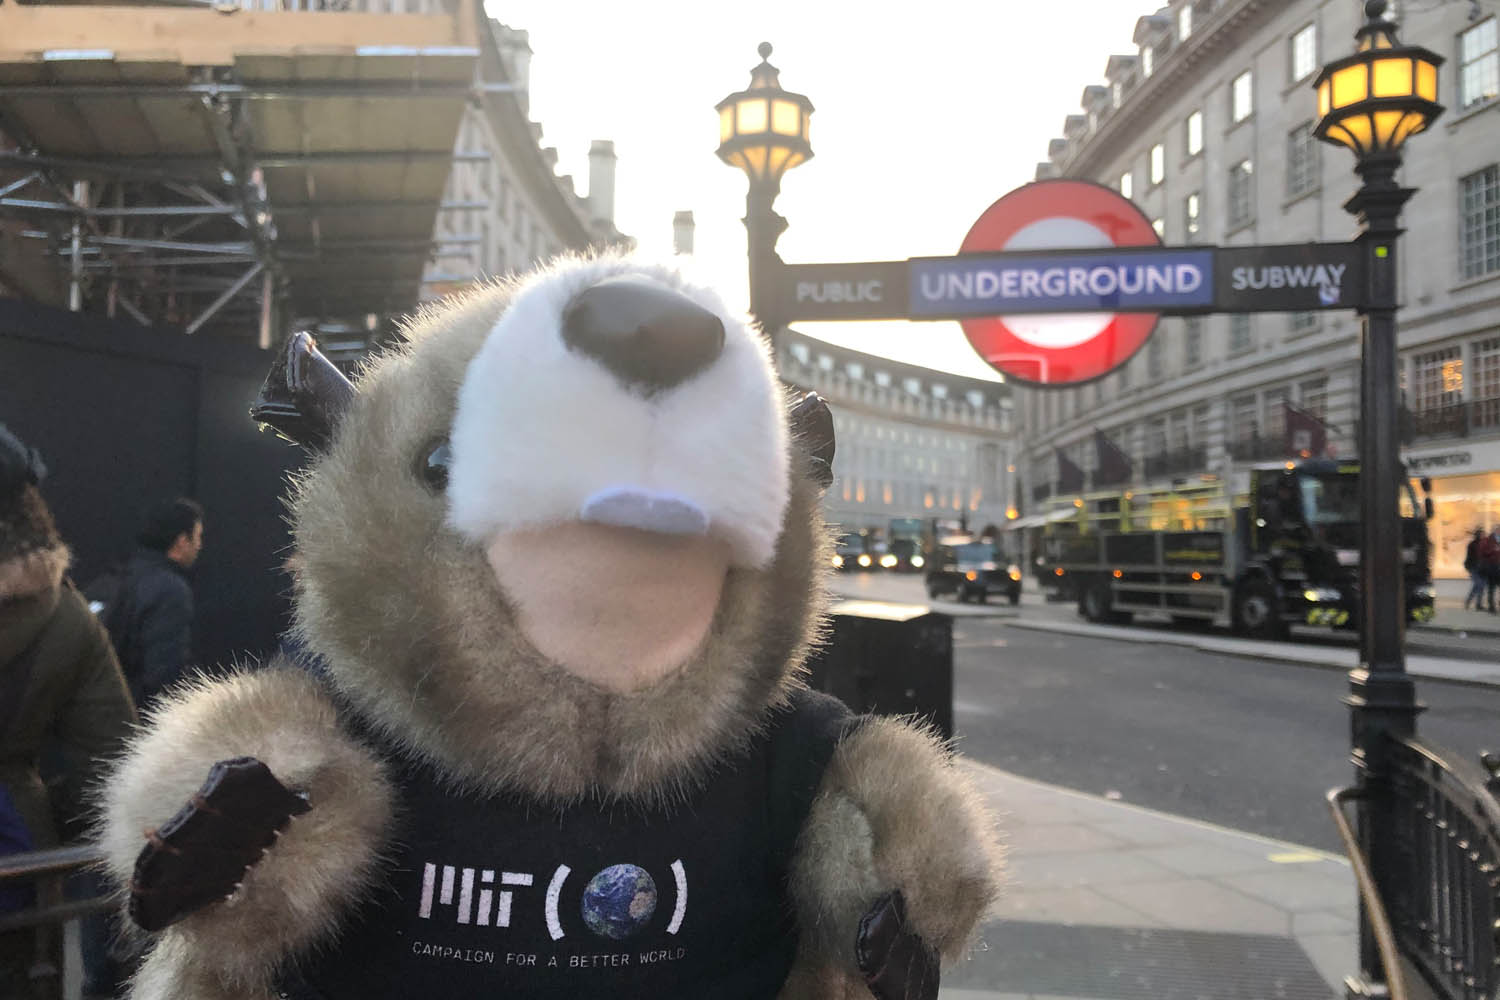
top-left (418, 439), bottom-right (451, 493)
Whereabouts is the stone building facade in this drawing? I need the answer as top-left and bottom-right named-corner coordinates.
top-left (1024, 0), bottom-right (1500, 577)
top-left (778, 332), bottom-right (1017, 541)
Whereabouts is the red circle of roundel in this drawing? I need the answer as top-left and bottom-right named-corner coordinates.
top-left (958, 179), bottom-right (1163, 387)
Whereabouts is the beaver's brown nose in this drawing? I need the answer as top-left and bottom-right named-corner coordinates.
top-left (562, 276), bottom-right (725, 393)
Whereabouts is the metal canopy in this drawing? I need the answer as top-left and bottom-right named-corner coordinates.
top-left (0, 0), bottom-right (480, 344)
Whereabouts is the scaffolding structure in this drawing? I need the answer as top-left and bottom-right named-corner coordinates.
top-left (0, 0), bottom-right (485, 350)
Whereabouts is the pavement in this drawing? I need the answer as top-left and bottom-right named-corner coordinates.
top-left (940, 762), bottom-right (1356, 1000)
top-left (823, 572), bottom-right (1468, 998)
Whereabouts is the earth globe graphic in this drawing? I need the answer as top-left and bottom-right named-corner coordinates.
top-left (581, 864), bottom-right (658, 940)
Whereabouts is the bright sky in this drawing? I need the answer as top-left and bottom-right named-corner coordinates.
top-left (486, 1), bottom-right (1147, 381)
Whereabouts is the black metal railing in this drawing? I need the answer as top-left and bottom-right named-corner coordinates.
top-left (0, 844), bottom-right (108, 933)
top-left (1336, 736), bottom-right (1500, 1000)
top-left (1227, 434), bottom-right (1287, 461)
top-left (1402, 399), bottom-right (1500, 443)
top-left (1144, 444), bottom-right (1208, 480)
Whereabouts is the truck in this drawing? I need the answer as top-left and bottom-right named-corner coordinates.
top-left (1035, 459), bottom-right (1436, 639)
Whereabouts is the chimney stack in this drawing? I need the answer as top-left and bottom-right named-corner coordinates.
top-left (672, 211), bottom-right (695, 255)
top-left (588, 140), bottom-right (616, 228)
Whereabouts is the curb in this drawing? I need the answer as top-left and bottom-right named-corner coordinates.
top-left (1002, 617), bottom-right (1500, 689)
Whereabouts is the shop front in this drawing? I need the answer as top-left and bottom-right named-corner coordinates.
top-left (1404, 440), bottom-right (1500, 579)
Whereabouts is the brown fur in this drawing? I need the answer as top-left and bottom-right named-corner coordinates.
top-left (98, 667), bottom-right (393, 998)
top-left (292, 280), bottom-right (831, 807)
top-left (785, 717), bottom-right (1006, 988)
top-left (0, 541), bottom-right (68, 602)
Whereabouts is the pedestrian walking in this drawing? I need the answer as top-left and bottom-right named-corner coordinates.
top-left (1465, 528), bottom-right (1488, 610)
top-left (1484, 526), bottom-right (1500, 614)
top-left (86, 497), bottom-right (204, 708)
top-left (0, 426), bottom-right (136, 1000)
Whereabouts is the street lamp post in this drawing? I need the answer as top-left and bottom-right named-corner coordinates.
top-left (716, 43), bottom-right (814, 362)
top-left (1311, 2), bottom-right (1443, 993)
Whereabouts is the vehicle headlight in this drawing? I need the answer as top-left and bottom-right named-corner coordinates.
top-left (831, 555), bottom-right (844, 569)
top-left (1302, 587), bottom-right (1341, 602)
top-left (880, 554), bottom-right (898, 568)
top-left (911, 555), bottom-right (925, 568)
top-left (1335, 549), bottom-right (1359, 567)
top-left (858, 554), bottom-right (872, 567)
top-left (965, 570), bottom-right (978, 581)
top-left (1008, 565), bottom-right (1022, 580)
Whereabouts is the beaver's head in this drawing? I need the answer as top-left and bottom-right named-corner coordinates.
top-left (281, 256), bottom-right (834, 805)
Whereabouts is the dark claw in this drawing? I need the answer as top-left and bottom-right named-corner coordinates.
top-left (789, 392), bottom-right (836, 490)
top-left (129, 757), bottom-right (311, 932)
top-left (249, 331), bottom-right (355, 452)
top-left (855, 889), bottom-right (940, 1000)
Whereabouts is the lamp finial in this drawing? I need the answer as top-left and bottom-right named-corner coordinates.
top-left (758, 42), bottom-right (772, 61)
top-left (1365, 0), bottom-right (1387, 21)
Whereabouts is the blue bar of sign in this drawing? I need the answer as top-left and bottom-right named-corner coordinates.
top-left (908, 249), bottom-right (1216, 317)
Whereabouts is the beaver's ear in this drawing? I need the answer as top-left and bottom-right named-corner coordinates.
top-left (250, 332), bottom-right (355, 452)
top-left (789, 392), bottom-right (835, 491)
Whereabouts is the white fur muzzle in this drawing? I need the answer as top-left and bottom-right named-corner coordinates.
top-left (446, 257), bottom-right (790, 568)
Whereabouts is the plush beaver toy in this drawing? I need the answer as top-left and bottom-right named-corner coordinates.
top-left (98, 256), bottom-right (1002, 1000)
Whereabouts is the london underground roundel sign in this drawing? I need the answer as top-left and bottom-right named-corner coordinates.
top-left (957, 179), bottom-right (1163, 386)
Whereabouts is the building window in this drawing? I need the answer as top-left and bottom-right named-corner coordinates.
top-left (1290, 311), bottom-right (1320, 335)
top-left (1290, 24), bottom-right (1318, 83)
top-left (847, 361), bottom-right (864, 380)
top-left (1193, 403), bottom-right (1212, 443)
top-left (1170, 410), bottom-right (1189, 449)
top-left (1119, 358), bottom-right (1132, 390)
top-left (1185, 192), bottom-right (1202, 241)
top-left (931, 383), bottom-right (948, 399)
top-left (1228, 160), bottom-right (1255, 228)
top-left (1184, 316), bottom-right (1203, 366)
top-left (1112, 80), bottom-right (1123, 108)
top-left (1413, 346), bottom-right (1464, 411)
top-left (1142, 45), bottom-right (1155, 78)
top-left (1476, 337), bottom-right (1500, 428)
top-left (966, 389), bottom-right (985, 409)
top-left (1460, 18), bottom-right (1499, 110)
top-left (1147, 332), bottom-right (1165, 378)
top-left (1301, 378), bottom-right (1328, 421)
top-left (1179, 3), bottom-right (1193, 41)
top-left (1461, 165), bottom-right (1500, 280)
top-left (1152, 217), bottom-right (1165, 238)
top-left (1120, 171), bottom-right (1134, 200)
top-left (789, 342), bottom-right (810, 365)
top-left (1286, 122), bottom-right (1320, 198)
top-left (903, 376), bottom-right (922, 395)
top-left (1147, 418), bottom-right (1168, 456)
top-left (1263, 387), bottom-right (1288, 442)
top-left (1232, 70), bottom-right (1254, 122)
top-left (1186, 110), bottom-right (1204, 156)
top-left (1231, 395), bottom-right (1258, 442)
top-left (1150, 143), bottom-right (1166, 185)
top-left (1229, 314), bottom-right (1254, 354)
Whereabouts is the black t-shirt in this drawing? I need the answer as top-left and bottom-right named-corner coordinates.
top-left (281, 688), bottom-right (855, 1000)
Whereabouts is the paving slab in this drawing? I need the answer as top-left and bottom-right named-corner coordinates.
top-left (953, 761), bottom-right (1357, 999)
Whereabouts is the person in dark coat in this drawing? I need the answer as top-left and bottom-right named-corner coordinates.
top-left (0, 426), bottom-right (137, 999)
top-left (106, 498), bottom-right (205, 708)
top-left (1465, 528), bottom-right (1487, 611)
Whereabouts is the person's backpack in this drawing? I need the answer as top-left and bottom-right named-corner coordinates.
top-left (84, 563), bottom-right (141, 680)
